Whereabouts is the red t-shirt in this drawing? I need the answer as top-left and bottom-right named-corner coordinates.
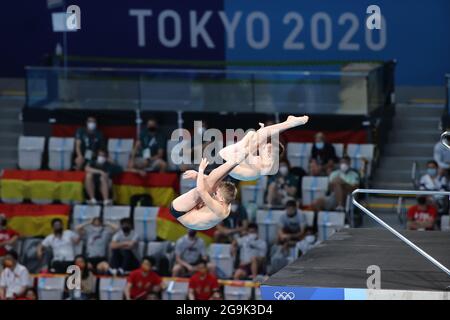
top-left (189, 272), bottom-right (219, 300)
top-left (127, 268), bottom-right (162, 300)
top-left (0, 229), bottom-right (19, 256)
top-left (407, 205), bottom-right (437, 228)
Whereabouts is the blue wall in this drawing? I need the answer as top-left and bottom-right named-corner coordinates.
top-left (2, 0), bottom-right (449, 85)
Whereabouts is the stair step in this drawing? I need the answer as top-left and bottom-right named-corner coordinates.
top-left (0, 120), bottom-right (22, 133)
top-left (393, 117), bottom-right (440, 130)
top-left (383, 143), bottom-right (433, 157)
top-left (378, 156), bottom-right (429, 171)
top-left (371, 181), bottom-right (414, 190)
top-left (0, 146), bottom-right (17, 159)
top-left (373, 170), bottom-right (413, 182)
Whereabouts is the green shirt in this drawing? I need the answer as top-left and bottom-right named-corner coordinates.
top-left (329, 169), bottom-right (360, 186)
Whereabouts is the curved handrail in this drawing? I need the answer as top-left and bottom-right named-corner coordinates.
top-left (440, 131), bottom-right (450, 150)
top-left (352, 188), bottom-right (450, 277)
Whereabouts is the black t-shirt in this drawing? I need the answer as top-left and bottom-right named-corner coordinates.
top-left (311, 142), bottom-right (338, 165)
top-left (75, 128), bottom-right (104, 159)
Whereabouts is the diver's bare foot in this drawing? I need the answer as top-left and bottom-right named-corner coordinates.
top-left (287, 115), bottom-right (309, 126)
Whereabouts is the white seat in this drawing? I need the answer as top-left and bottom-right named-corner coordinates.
top-left (107, 139), bottom-right (134, 169)
top-left (287, 143), bottom-right (312, 169)
top-left (180, 176), bottom-right (196, 195)
top-left (441, 215), bottom-right (450, 231)
top-left (240, 176), bottom-right (268, 207)
top-left (224, 285), bottom-right (252, 300)
top-left (162, 280), bottom-right (188, 300)
top-left (256, 209), bottom-right (285, 245)
top-left (301, 176), bottom-right (329, 206)
top-left (209, 244), bottom-right (233, 279)
top-left (317, 211), bottom-right (346, 241)
top-left (103, 205), bottom-right (131, 227)
top-left (333, 143), bottom-right (344, 158)
top-left (302, 210), bottom-right (315, 228)
top-left (72, 205), bottom-right (101, 229)
top-left (134, 207), bottom-right (159, 242)
top-left (99, 277), bottom-right (126, 300)
top-left (18, 136), bottom-right (46, 170)
top-left (37, 276), bottom-right (65, 300)
top-left (48, 137), bottom-right (75, 171)
top-left (347, 144), bottom-right (375, 176)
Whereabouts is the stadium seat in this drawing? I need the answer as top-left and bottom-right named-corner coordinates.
top-left (108, 139), bottom-right (134, 169)
top-left (103, 205), bottom-right (131, 226)
top-left (333, 143), bottom-right (345, 158)
top-left (254, 287), bottom-right (261, 300)
top-left (317, 211), bottom-right (346, 241)
top-left (18, 136), bottom-right (45, 170)
top-left (20, 237), bottom-right (46, 274)
top-left (224, 285), bottom-right (252, 300)
top-left (162, 279), bottom-right (188, 300)
top-left (287, 143), bottom-right (312, 169)
top-left (180, 176), bottom-right (196, 195)
top-left (37, 276), bottom-right (65, 300)
top-left (71, 205), bottom-right (101, 229)
top-left (302, 210), bottom-right (315, 228)
top-left (301, 176), bottom-right (329, 206)
top-left (240, 176), bottom-right (268, 208)
top-left (99, 277), bottom-right (127, 300)
top-left (48, 137), bottom-right (75, 171)
top-left (347, 144), bottom-right (375, 176)
top-left (209, 243), bottom-right (233, 279)
top-left (133, 206), bottom-right (159, 242)
top-left (256, 209), bottom-right (285, 245)
top-left (441, 215), bottom-right (450, 231)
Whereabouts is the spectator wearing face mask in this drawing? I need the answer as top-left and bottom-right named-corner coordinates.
top-left (0, 250), bottom-right (30, 300)
top-left (277, 200), bottom-right (306, 246)
top-left (172, 230), bottom-right (210, 277)
top-left (125, 256), bottom-right (162, 300)
top-left (407, 196), bottom-right (437, 231)
top-left (128, 118), bottom-right (167, 173)
top-left (214, 200), bottom-right (249, 243)
top-left (433, 131), bottom-right (450, 176)
top-left (37, 218), bottom-right (80, 273)
top-left (84, 149), bottom-right (123, 206)
top-left (0, 215), bottom-right (19, 272)
top-left (110, 218), bottom-right (140, 272)
top-left (74, 116), bottom-right (105, 170)
top-left (75, 217), bottom-right (118, 272)
top-left (232, 223), bottom-right (267, 280)
top-left (419, 160), bottom-right (449, 214)
top-left (266, 160), bottom-right (298, 207)
top-left (69, 255), bottom-right (97, 300)
top-left (311, 156), bottom-right (360, 212)
top-left (311, 132), bottom-right (338, 175)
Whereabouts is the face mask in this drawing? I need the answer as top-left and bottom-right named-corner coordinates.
top-left (54, 226), bottom-right (63, 234)
top-left (122, 226), bottom-right (131, 233)
top-left (87, 122), bottom-right (96, 131)
top-left (427, 168), bottom-right (437, 176)
top-left (230, 204), bottom-right (238, 212)
top-left (148, 126), bottom-right (156, 133)
top-left (340, 163), bottom-right (349, 172)
top-left (315, 142), bottom-right (324, 150)
top-left (279, 166), bottom-right (288, 176)
top-left (97, 156), bottom-right (106, 165)
top-left (188, 230), bottom-right (197, 238)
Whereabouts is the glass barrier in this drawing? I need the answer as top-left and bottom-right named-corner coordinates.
top-left (25, 62), bottom-right (395, 115)
top-left (447, 74), bottom-right (450, 115)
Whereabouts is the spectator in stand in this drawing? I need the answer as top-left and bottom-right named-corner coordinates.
top-left (309, 158), bottom-right (326, 176)
top-left (214, 200), bottom-right (249, 243)
top-left (419, 160), bottom-right (449, 214)
top-left (277, 200), bottom-right (306, 246)
top-left (407, 196), bottom-right (437, 231)
top-left (232, 223), bottom-right (267, 281)
top-left (37, 218), bottom-right (80, 273)
top-left (266, 159), bottom-right (298, 207)
top-left (0, 250), bottom-right (30, 300)
top-left (311, 156), bottom-right (360, 212)
top-left (75, 217), bottom-right (118, 272)
top-left (110, 218), bottom-right (140, 272)
top-left (125, 256), bottom-right (162, 300)
top-left (188, 259), bottom-right (220, 300)
top-left (0, 215), bottom-right (19, 272)
top-left (74, 116), bottom-right (105, 170)
top-left (311, 132), bottom-right (338, 175)
top-left (129, 118), bottom-right (167, 173)
top-left (434, 131), bottom-right (450, 176)
top-left (172, 230), bottom-right (211, 277)
top-left (69, 255), bottom-right (96, 300)
top-left (18, 288), bottom-right (37, 300)
top-left (85, 149), bottom-right (123, 206)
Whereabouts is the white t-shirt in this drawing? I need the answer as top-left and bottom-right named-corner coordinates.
top-left (42, 230), bottom-right (79, 261)
top-left (0, 263), bottom-right (30, 298)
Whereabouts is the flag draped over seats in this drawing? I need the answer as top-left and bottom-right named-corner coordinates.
top-left (156, 207), bottom-right (215, 245)
top-left (0, 170), bottom-right (85, 204)
top-left (112, 172), bottom-right (179, 207)
top-left (0, 204), bottom-right (71, 237)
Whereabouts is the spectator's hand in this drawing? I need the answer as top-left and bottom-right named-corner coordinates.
top-left (182, 170), bottom-right (198, 180)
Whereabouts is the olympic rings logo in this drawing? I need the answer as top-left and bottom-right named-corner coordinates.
top-left (273, 291), bottom-right (295, 300)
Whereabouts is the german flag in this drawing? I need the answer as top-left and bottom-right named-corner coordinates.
top-left (112, 172), bottom-right (179, 207)
top-left (0, 204), bottom-right (71, 237)
top-left (156, 207), bottom-right (215, 245)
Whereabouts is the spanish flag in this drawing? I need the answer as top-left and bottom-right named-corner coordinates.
top-left (156, 207), bottom-right (215, 245)
top-left (0, 204), bottom-right (71, 237)
top-left (112, 172), bottom-right (179, 207)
